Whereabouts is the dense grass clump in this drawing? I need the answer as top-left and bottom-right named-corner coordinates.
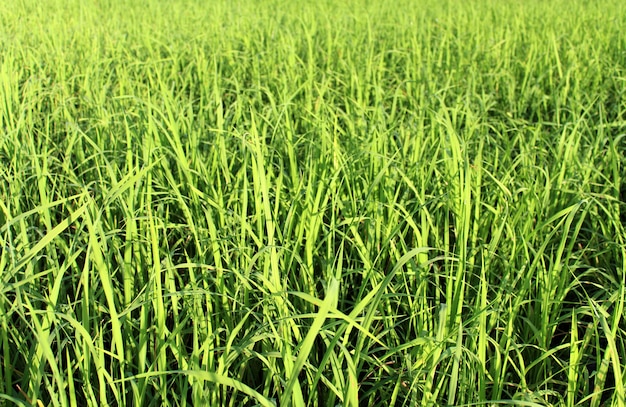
top-left (1, 0), bottom-right (625, 405)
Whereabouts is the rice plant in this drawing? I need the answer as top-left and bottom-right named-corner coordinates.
top-left (0, 0), bottom-right (625, 405)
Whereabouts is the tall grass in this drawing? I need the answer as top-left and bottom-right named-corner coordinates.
top-left (1, 0), bottom-right (625, 405)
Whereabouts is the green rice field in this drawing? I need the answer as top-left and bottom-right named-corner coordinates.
top-left (1, 0), bottom-right (625, 405)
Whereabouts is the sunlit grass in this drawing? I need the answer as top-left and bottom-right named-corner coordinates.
top-left (1, 0), bottom-right (625, 405)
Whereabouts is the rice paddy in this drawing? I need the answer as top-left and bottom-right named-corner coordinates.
top-left (0, 0), bottom-right (625, 405)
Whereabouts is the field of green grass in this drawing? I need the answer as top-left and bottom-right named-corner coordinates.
top-left (1, 0), bottom-right (625, 405)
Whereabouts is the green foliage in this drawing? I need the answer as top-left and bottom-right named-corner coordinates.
top-left (1, 0), bottom-right (625, 405)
